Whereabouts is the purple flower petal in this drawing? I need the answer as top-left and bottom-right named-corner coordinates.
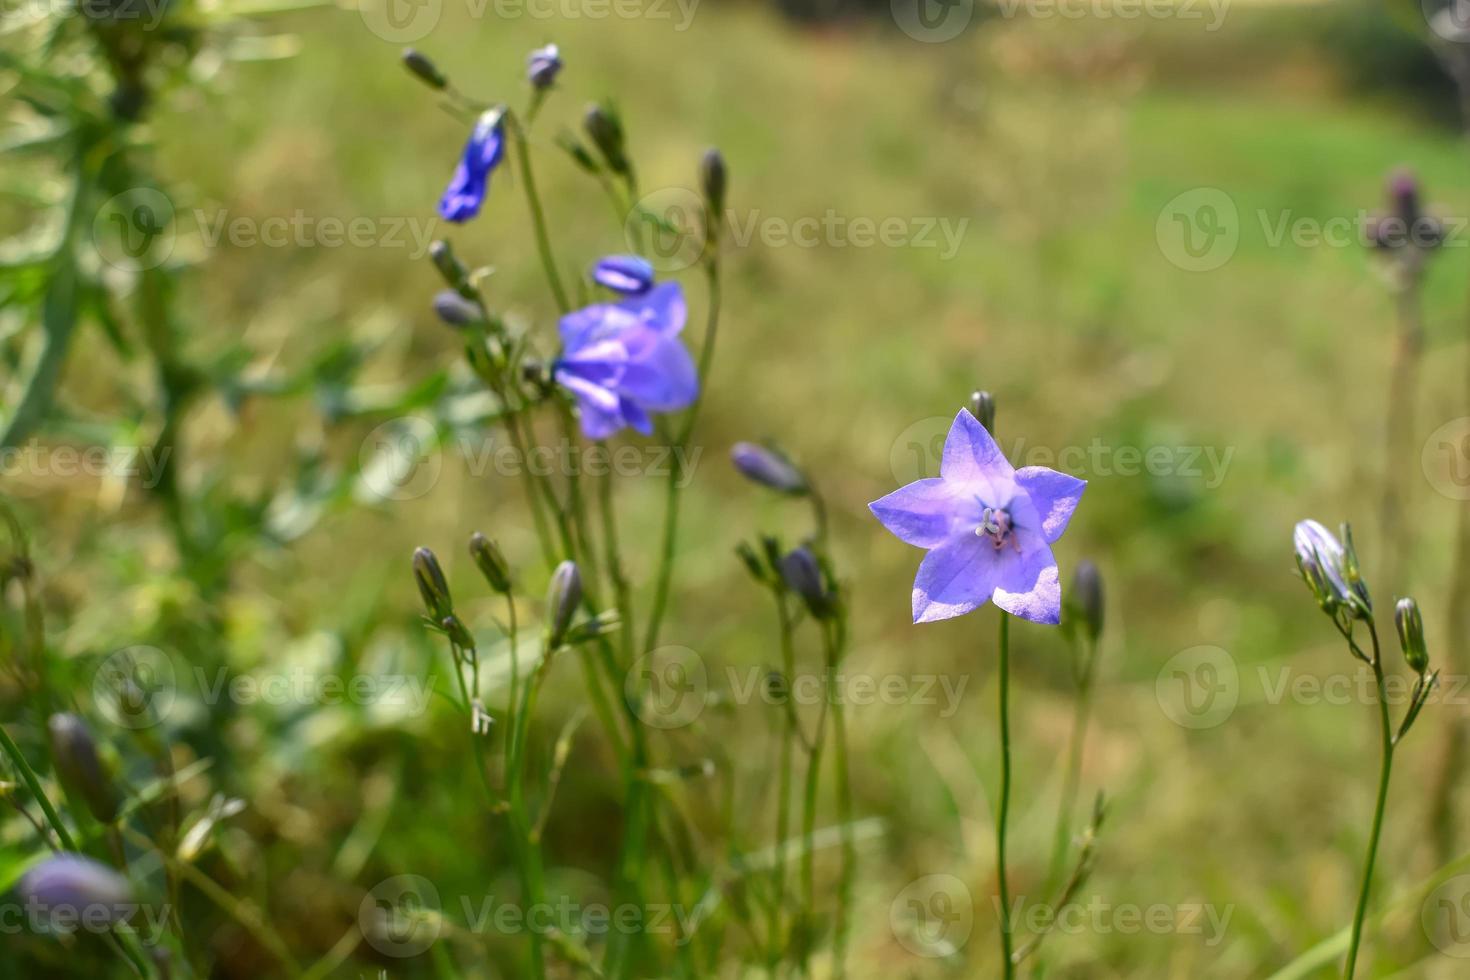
top-left (940, 410), bottom-right (1013, 485)
top-left (1015, 467), bottom-right (1087, 543)
top-left (912, 534), bottom-right (1003, 624)
top-left (991, 540), bottom-right (1061, 625)
top-left (869, 478), bottom-right (965, 549)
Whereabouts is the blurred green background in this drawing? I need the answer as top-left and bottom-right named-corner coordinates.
top-left (9, 0), bottom-right (1470, 975)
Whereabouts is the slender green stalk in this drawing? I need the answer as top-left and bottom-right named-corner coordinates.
top-left (767, 591), bottom-right (797, 972)
top-left (0, 724), bottom-right (75, 851)
top-left (506, 112), bottom-right (570, 315)
top-left (996, 612), bottom-right (1015, 980)
top-left (1344, 624), bottom-right (1393, 980)
top-left (643, 258), bottom-right (722, 654)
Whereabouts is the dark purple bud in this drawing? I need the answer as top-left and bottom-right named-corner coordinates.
top-left (584, 103), bottom-right (629, 175)
top-left (546, 561), bottom-right (582, 648)
top-left (402, 48), bottom-right (447, 90)
top-left (780, 546), bottom-right (831, 619)
top-left (700, 147), bottom-right (727, 215)
top-left (19, 855), bottom-right (134, 927)
top-left (412, 547), bottom-right (453, 620)
top-left (730, 442), bottom-right (807, 495)
top-left (526, 44), bottom-right (562, 89)
top-left (592, 255), bottom-right (655, 295)
top-left (47, 714), bottom-right (117, 824)
top-left (1068, 560), bottom-right (1104, 645)
top-left (1396, 597), bottom-right (1429, 674)
top-left (968, 390), bottom-right (996, 434)
top-left (433, 290), bottom-right (481, 328)
top-left (468, 532), bottom-right (512, 593)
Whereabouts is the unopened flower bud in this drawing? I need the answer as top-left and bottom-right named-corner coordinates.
top-left (546, 561), bottom-right (582, 648)
top-left (700, 147), bottom-right (727, 215)
top-left (730, 442), bottom-right (807, 495)
top-left (412, 547), bottom-right (452, 620)
top-left (47, 713), bottom-right (118, 824)
top-left (526, 44), bottom-right (562, 89)
top-left (1396, 597), bottom-right (1429, 674)
top-left (402, 48), bottom-right (447, 90)
top-left (433, 290), bottom-right (481, 328)
top-left (468, 533), bottom-right (512, 593)
top-left (1068, 560), bottom-right (1104, 645)
top-left (780, 546), bottom-right (831, 619)
top-left (20, 855), bottom-right (133, 925)
top-left (592, 255), bottom-right (655, 295)
top-left (969, 390), bottom-right (996, 434)
top-left (584, 103), bottom-right (628, 175)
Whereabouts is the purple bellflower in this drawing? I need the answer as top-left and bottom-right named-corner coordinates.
top-left (870, 410), bottom-right (1086, 625)
top-left (553, 282), bottom-right (698, 439)
top-left (439, 111), bottom-right (505, 224)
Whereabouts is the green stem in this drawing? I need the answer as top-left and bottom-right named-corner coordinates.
top-left (0, 724), bottom-right (75, 851)
top-left (507, 112), bottom-right (570, 315)
top-left (997, 612), bottom-right (1015, 980)
top-left (1344, 625), bottom-right (1393, 980)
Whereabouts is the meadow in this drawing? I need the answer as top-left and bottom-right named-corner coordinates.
top-left (7, 0), bottom-right (1470, 976)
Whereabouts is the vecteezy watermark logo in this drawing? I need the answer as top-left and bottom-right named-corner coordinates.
top-left (360, 875), bottom-right (442, 957)
top-left (358, 416), bottom-right (443, 503)
top-left (1156, 188), bottom-right (1239, 272)
top-left (358, 0), bottom-right (442, 42)
top-left (92, 646), bottom-right (176, 730)
top-left (1156, 645), bottom-right (1238, 729)
top-left (890, 873), bottom-right (973, 957)
top-left (626, 646), bottom-right (708, 729)
top-left (93, 188), bottom-right (175, 272)
top-left (1422, 417), bottom-right (1470, 501)
top-left (627, 187), bottom-right (706, 274)
top-left (891, 0), bottom-right (975, 42)
top-left (1425, 874), bottom-right (1470, 957)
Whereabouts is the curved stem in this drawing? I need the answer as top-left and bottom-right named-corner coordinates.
top-left (1344, 625), bottom-right (1394, 979)
top-left (997, 612), bottom-right (1015, 979)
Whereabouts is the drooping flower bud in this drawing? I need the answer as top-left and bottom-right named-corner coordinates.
top-left (546, 561), bottom-right (582, 648)
top-left (47, 714), bottom-right (118, 824)
top-left (1395, 597), bottom-right (1429, 674)
top-left (468, 532), bottom-right (512, 593)
top-left (780, 546), bottom-right (831, 619)
top-left (412, 547), bottom-right (453, 620)
top-left (1068, 560), bottom-right (1104, 645)
top-left (401, 48), bottom-right (448, 90)
top-left (591, 255), bottom-right (655, 295)
top-left (526, 44), bottom-right (562, 89)
top-left (700, 147), bottom-right (727, 216)
top-left (968, 390), bottom-right (996, 434)
top-left (433, 290), bottom-right (481, 328)
top-left (19, 855), bottom-right (134, 926)
top-left (730, 442), bottom-right (807, 495)
top-left (583, 103), bottom-right (629, 176)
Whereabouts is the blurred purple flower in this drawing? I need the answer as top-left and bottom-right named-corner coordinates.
top-left (553, 282), bottom-right (698, 439)
top-left (439, 111), bottom-right (504, 223)
top-left (869, 410), bottom-right (1085, 625)
top-left (592, 255), bottom-right (655, 295)
top-left (527, 44), bottom-right (562, 89)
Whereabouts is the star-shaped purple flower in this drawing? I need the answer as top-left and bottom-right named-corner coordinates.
top-left (869, 410), bottom-right (1086, 625)
top-left (439, 111), bottom-right (505, 224)
top-left (553, 281), bottom-right (698, 439)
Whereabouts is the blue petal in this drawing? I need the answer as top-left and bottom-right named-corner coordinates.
top-left (911, 534), bottom-right (1003, 624)
top-left (992, 541), bottom-right (1062, 625)
top-left (1015, 467), bottom-right (1086, 543)
top-left (869, 478), bottom-right (964, 549)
